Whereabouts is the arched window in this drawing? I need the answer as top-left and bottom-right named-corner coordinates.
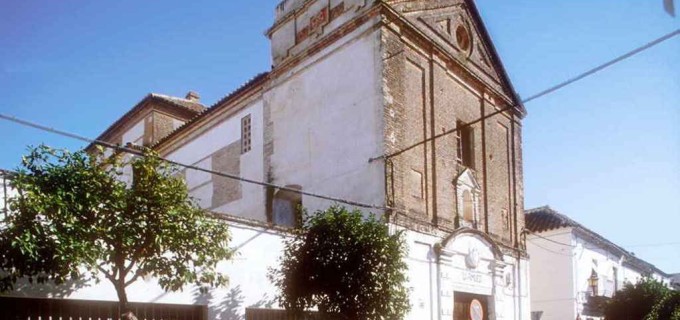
top-left (462, 190), bottom-right (474, 221)
top-left (272, 185), bottom-right (302, 228)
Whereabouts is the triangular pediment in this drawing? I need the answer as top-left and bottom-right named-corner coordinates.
top-left (386, 0), bottom-right (524, 113)
top-left (455, 168), bottom-right (480, 191)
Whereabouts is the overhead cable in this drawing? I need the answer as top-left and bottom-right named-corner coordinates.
top-left (369, 28), bottom-right (680, 162)
top-left (1, 29), bottom-right (678, 212)
top-left (0, 113), bottom-right (390, 211)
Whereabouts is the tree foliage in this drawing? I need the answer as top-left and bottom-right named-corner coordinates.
top-left (604, 277), bottom-right (679, 320)
top-left (645, 290), bottom-right (680, 320)
top-left (270, 205), bottom-right (410, 320)
top-left (0, 145), bottom-right (233, 312)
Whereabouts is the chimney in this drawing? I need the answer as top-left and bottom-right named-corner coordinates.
top-left (185, 91), bottom-right (200, 102)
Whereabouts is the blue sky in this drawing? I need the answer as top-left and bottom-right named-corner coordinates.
top-left (1, 1), bottom-right (678, 272)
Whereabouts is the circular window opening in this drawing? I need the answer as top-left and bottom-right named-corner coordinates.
top-left (455, 25), bottom-right (471, 52)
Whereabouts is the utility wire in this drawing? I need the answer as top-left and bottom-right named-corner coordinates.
top-left (522, 28), bottom-right (680, 103)
top-left (369, 104), bottom-right (514, 162)
top-left (0, 113), bottom-right (390, 211)
top-left (523, 229), bottom-right (577, 248)
top-left (525, 228), bottom-right (679, 251)
top-left (1, 29), bottom-right (678, 212)
top-left (369, 28), bottom-right (680, 162)
top-left (526, 238), bottom-right (574, 256)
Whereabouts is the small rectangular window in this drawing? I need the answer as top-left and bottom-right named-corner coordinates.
top-left (241, 114), bottom-right (252, 154)
top-left (456, 120), bottom-right (474, 168)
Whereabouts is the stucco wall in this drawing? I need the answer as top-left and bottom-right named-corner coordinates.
top-left (166, 100), bottom-right (266, 221)
top-left (529, 227), bottom-right (671, 320)
top-left (265, 21), bottom-right (385, 215)
top-left (0, 173), bottom-right (15, 220)
top-left (527, 228), bottom-right (576, 320)
top-left (397, 225), bottom-right (530, 320)
top-left (2, 221), bottom-right (286, 320)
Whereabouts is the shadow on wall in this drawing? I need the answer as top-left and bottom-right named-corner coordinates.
top-left (8, 277), bottom-right (89, 299)
top-left (193, 285), bottom-right (277, 320)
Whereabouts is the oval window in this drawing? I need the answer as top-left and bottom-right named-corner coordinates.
top-left (455, 25), bottom-right (471, 52)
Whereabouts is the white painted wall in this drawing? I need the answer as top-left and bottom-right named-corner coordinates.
top-left (0, 173), bottom-right (15, 220)
top-left (166, 100), bottom-right (266, 221)
top-left (3, 221), bottom-right (286, 320)
top-left (399, 227), bottom-right (440, 320)
top-left (122, 119), bottom-right (145, 145)
top-left (527, 228), bottom-right (576, 320)
top-left (529, 227), bottom-right (672, 320)
top-left (396, 225), bottom-right (530, 320)
top-left (265, 20), bottom-right (385, 215)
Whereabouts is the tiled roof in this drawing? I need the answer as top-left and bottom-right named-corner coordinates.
top-left (150, 93), bottom-right (206, 113)
top-left (151, 72), bottom-right (270, 149)
top-left (525, 205), bottom-right (580, 232)
top-left (87, 93), bottom-right (207, 152)
top-left (526, 206), bottom-right (670, 277)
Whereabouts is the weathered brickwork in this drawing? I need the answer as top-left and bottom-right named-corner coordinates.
top-left (380, 1), bottom-right (525, 250)
top-left (211, 141), bottom-right (243, 208)
top-left (153, 112), bottom-right (176, 145)
top-left (140, 110), bottom-right (183, 147)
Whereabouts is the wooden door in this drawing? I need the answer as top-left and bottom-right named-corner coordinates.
top-left (453, 292), bottom-right (489, 320)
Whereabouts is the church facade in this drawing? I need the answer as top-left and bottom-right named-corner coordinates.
top-left (3, 1), bottom-right (530, 319)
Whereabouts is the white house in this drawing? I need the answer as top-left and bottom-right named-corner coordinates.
top-left (525, 206), bottom-right (672, 320)
top-left (0, 169), bottom-right (14, 221)
top-left (2, 0), bottom-right (532, 319)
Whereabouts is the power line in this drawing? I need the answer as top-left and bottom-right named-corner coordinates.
top-left (527, 238), bottom-right (574, 256)
top-left (369, 28), bottom-right (680, 162)
top-left (369, 104), bottom-right (514, 162)
top-left (524, 229), bottom-right (577, 248)
top-left (522, 28), bottom-right (679, 103)
top-left (525, 228), bottom-right (680, 251)
top-left (0, 113), bottom-right (391, 212)
top-left (1, 29), bottom-right (678, 214)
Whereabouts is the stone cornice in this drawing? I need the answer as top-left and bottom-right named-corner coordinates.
top-left (379, 2), bottom-right (526, 118)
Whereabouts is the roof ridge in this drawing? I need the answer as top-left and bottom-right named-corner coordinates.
top-left (527, 206), bottom-right (670, 276)
top-left (525, 205), bottom-right (551, 214)
top-left (150, 72), bottom-right (270, 149)
top-left (151, 93), bottom-right (204, 104)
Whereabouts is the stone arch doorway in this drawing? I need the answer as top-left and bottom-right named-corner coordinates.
top-left (435, 228), bottom-right (508, 320)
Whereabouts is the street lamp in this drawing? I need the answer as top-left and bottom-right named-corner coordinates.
top-left (588, 269), bottom-right (599, 296)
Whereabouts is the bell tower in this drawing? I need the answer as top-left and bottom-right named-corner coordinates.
top-left (267, 0), bottom-right (375, 66)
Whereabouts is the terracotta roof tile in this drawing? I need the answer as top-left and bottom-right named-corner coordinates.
top-left (525, 206), bottom-right (577, 232)
top-left (151, 72), bottom-right (270, 149)
top-left (526, 206), bottom-right (670, 277)
top-left (150, 93), bottom-right (206, 113)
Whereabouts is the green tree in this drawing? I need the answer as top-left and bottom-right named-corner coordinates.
top-left (270, 205), bottom-right (410, 320)
top-left (0, 145), bottom-right (233, 316)
top-left (604, 277), bottom-right (672, 320)
top-left (645, 290), bottom-right (680, 320)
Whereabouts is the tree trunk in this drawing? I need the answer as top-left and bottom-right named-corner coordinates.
top-left (115, 281), bottom-right (135, 319)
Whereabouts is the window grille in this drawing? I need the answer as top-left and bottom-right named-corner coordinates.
top-left (241, 114), bottom-right (252, 154)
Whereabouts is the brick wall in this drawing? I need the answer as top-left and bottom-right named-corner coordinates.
top-left (380, 2), bottom-right (524, 249)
